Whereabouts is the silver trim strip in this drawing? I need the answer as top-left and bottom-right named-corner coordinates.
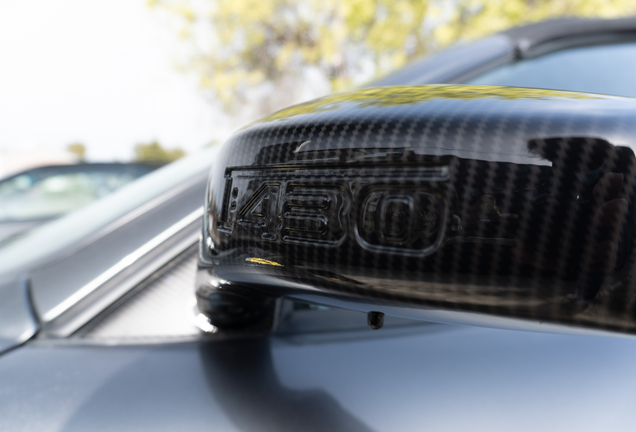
top-left (43, 207), bottom-right (204, 322)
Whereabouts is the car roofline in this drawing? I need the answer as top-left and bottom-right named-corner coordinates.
top-left (367, 16), bottom-right (636, 88)
top-left (501, 16), bottom-right (636, 49)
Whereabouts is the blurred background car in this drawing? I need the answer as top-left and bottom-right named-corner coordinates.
top-left (0, 162), bottom-right (160, 243)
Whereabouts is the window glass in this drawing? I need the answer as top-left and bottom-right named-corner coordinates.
top-left (0, 171), bottom-right (136, 222)
top-left (466, 42), bottom-right (636, 98)
top-left (0, 148), bottom-right (215, 275)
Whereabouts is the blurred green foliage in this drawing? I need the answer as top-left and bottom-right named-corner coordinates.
top-left (133, 141), bottom-right (186, 163)
top-left (149, 0), bottom-right (635, 116)
top-left (259, 85), bottom-right (600, 122)
top-left (67, 143), bottom-right (86, 161)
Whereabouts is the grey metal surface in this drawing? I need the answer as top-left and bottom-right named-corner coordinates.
top-left (0, 278), bottom-right (38, 355)
top-left (501, 16), bottom-right (636, 48)
top-left (30, 174), bottom-right (207, 328)
top-left (81, 251), bottom-right (200, 340)
top-left (0, 112), bottom-right (215, 353)
top-left (39, 209), bottom-right (203, 338)
top-left (466, 41), bottom-right (636, 98)
top-left (370, 17), bottom-right (636, 88)
top-left (3, 322), bottom-right (636, 431)
top-left (367, 35), bottom-right (513, 87)
top-left (0, 150), bottom-right (210, 337)
top-left (0, 220), bottom-right (41, 244)
top-left (0, 148), bottom-right (213, 347)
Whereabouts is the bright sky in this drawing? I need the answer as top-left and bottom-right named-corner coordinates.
top-left (0, 0), bottom-right (224, 162)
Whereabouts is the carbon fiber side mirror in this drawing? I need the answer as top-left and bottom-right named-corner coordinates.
top-left (197, 85), bottom-right (636, 336)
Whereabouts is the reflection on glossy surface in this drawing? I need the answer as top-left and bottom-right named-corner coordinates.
top-left (200, 338), bottom-right (374, 432)
top-left (258, 85), bottom-right (599, 122)
top-left (466, 42), bottom-right (636, 98)
top-left (198, 85), bottom-right (636, 335)
top-left (8, 322), bottom-right (636, 431)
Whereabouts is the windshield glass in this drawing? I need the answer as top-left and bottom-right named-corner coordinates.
top-left (465, 42), bottom-right (636, 98)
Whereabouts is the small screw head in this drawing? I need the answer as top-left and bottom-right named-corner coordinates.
top-left (367, 311), bottom-right (384, 330)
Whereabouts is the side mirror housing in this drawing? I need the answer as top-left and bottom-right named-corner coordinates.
top-left (197, 85), bottom-right (636, 336)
